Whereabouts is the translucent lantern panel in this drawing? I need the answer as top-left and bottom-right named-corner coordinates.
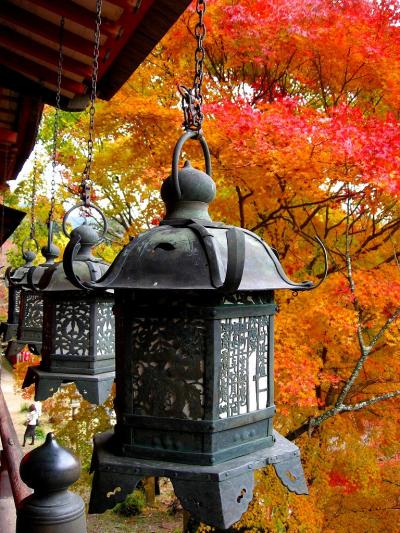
top-left (15, 289), bottom-right (21, 314)
top-left (54, 301), bottom-right (91, 357)
top-left (219, 316), bottom-right (269, 419)
top-left (131, 316), bottom-right (205, 420)
top-left (22, 292), bottom-right (43, 328)
top-left (95, 301), bottom-right (115, 356)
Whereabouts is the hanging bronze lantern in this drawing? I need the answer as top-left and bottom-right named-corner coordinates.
top-left (23, 219), bottom-right (115, 405)
top-left (63, 132), bottom-right (327, 529)
top-left (4, 244), bottom-right (43, 364)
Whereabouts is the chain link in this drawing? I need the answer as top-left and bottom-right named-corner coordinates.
top-left (49, 16), bottom-right (64, 225)
top-left (81, 0), bottom-right (102, 207)
top-left (30, 151), bottom-right (38, 240)
top-left (179, 0), bottom-right (206, 132)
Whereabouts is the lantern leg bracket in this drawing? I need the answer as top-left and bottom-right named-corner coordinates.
top-left (22, 366), bottom-right (115, 405)
top-left (89, 430), bottom-right (308, 530)
top-left (4, 340), bottom-right (26, 365)
top-left (0, 321), bottom-right (18, 342)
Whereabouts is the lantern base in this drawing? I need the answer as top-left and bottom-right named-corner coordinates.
top-left (0, 321), bottom-right (18, 342)
top-left (22, 366), bottom-right (115, 405)
top-left (89, 430), bottom-right (308, 530)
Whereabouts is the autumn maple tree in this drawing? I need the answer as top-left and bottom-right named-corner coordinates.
top-left (5, 0), bottom-right (400, 531)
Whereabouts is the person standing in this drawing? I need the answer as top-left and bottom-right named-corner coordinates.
top-left (23, 404), bottom-right (38, 447)
top-left (34, 400), bottom-right (42, 426)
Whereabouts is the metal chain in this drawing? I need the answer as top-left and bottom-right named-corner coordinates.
top-left (49, 16), bottom-right (64, 225)
top-left (179, 0), bottom-right (206, 132)
top-left (30, 151), bottom-right (38, 240)
top-left (0, 148), bottom-right (7, 261)
top-left (0, 192), bottom-right (5, 265)
top-left (81, 0), bottom-right (102, 207)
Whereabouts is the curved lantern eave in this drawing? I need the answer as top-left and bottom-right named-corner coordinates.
top-left (64, 222), bottom-right (325, 293)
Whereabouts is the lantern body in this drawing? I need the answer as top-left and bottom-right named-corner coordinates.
top-left (114, 291), bottom-right (275, 465)
top-left (17, 289), bottom-right (43, 353)
top-left (41, 291), bottom-right (115, 376)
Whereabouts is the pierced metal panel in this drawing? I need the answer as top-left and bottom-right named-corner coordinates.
top-left (95, 301), bottom-right (115, 356)
top-left (22, 292), bottom-right (43, 328)
top-left (131, 316), bottom-right (206, 420)
top-left (41, 300), bottom-right (53, 358)
top-left (219, 316), bottom-right (269, 419)
top-left (222, 293), bottom-right (271, 305)
top-left (54, 301), bottom-right (91, 358)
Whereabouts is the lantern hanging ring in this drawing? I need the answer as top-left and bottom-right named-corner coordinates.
top-left (21, 236), bottom-right (39, 258)
top-left (172, 130), bottom-right (212, 199)
top-left (62, 203), bottom-right (108, 243)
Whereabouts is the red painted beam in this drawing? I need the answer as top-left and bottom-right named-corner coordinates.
top-left (98, 0), bottom-right (155, 81)
top-left (0, 27), bottom-right (91, 79)
top-left (0, 2), bottom-right (105, 59)
top-left (0, 48), bottom-right (86, 95)
top-left (0, 388), bottom-right (32, 507)
top-left (33, 0), bottom-right (122, 39)
top-left (109, 0), bottom-right (142, 9)
top-left (0, 128), bottom-right (17, 144)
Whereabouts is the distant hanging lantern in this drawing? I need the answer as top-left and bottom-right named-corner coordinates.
top-left (23, 217), bottom-right (115, 405)
top-left (4, 245), bottom-right (43, 364)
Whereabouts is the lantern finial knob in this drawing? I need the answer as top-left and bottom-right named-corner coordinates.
top-left (161, 131), bottom-right (216, 221)
top-left (41, 242), bottom-right (60, 265)
top-left (70, 222), bottom-right (100, 260)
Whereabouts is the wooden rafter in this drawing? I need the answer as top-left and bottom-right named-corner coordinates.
top-left (0, 2), bottom-right (102, 57)
top-left (0, 27), bottom-right (91, 78)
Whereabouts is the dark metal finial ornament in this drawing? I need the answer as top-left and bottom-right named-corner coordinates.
top-left (17, 433), bottom-right (86, 533)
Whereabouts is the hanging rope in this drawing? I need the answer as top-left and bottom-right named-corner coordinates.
top-left (48, 16), bottom-right (65, 227)
top-left (178, 0), bottom-right (206, 133)
top-left (80, 0), bottom-right (102, 208)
